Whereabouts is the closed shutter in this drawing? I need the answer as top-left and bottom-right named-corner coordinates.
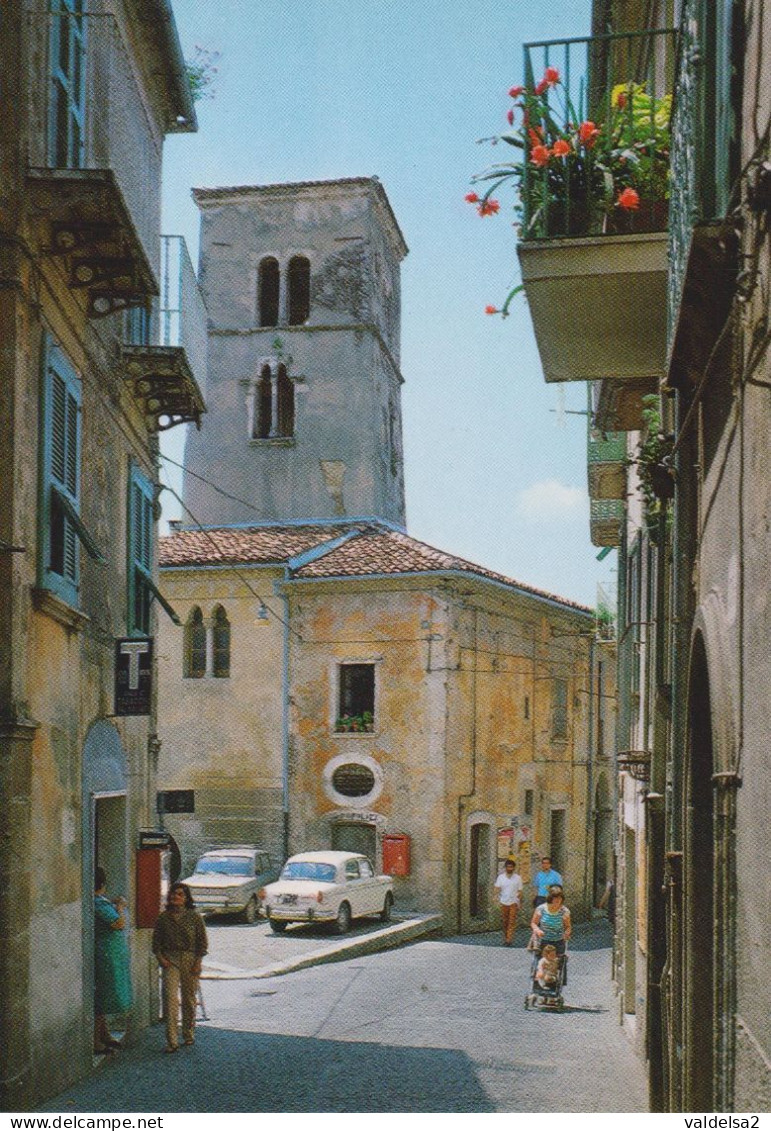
top-left (128, 465), bottom-right (154, 635)
top-left (43, 343), bottom-right (82, 604)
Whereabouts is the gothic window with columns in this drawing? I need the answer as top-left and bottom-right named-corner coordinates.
top-left (249, 361), bottom-right (295, 440)
top-left (184, 607), bottom-right (206, 679)
top-left (212, 605), bottom-right (231, 678)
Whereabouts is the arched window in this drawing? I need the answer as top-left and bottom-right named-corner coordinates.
top-left (258, 257), bottom-right (280, 327)
top-left (184, 607), bottom-right (206, 678)
top-left (287, 255), bottom-right (310, 325)
top-left (212, 605), bottom-right (231, 678)
top-left (276, 364), bottom-right (294, 437)
top-left (255, 364), bottom-right (272, 439)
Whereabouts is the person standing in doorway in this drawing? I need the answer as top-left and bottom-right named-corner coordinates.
top-left (494, 857), bottom-right (523, 946)
top-left (152, 882), bottom-right (208, 1053)
top-left (94, 866), bottom-right (132, 1053)
top-left (532, 856), bottom-right (563, 908)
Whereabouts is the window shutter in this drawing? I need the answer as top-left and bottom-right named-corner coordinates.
top-left (128, 464), bottom-right (154, 635)
top-left (41, 341), bottom-right (82, 604)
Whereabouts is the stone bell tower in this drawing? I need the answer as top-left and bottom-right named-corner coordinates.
top-left (183, 177), bottom-right (408, 527)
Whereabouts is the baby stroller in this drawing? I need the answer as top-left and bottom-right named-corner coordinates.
top-left (524, 941), bottom-right (567, 1010)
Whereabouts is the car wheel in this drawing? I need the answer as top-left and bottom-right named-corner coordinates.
top-left (269, 918), bottom-right (288, 933)
top-left (380, 892), bottom-right (393, 923)
top-left (334, 902), bottom-right (351, 935)
top-left (242, 896), bottom-right (258, 924)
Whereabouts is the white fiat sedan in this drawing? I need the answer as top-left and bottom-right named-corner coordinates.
top-left (260, 850), bottom-right (394, 934)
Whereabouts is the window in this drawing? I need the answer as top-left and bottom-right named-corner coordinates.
top-left (524, 694), bottom-right (530, 720)
top-left (184, 607), bottom-right (207, 678)
top-left (212, 605), bottom-right (231, 678)
top-left (127, 464), bottom-right (154, 635)
top-left (258, 257), bottom-right (279, 327)
top-left (552, 678), bottom-right (568, 739)
top-left (251, 363), bottom-right (294, 441)
top-left (359, 858), bottom-right (374, 878)
top-left (338, 663), bottom-right (375, 728)
top-left (276, 364), bottom-right (294, 437)
top-left (39, 337), bottom-right (103, 605)
top-left (49, 0), bottom-right (86, 168)
top-left (287, 256), bottom-right (310, 324)
top-left (524, 789), bottom-right (534, 816)
top-left (332, 762), bottom-right (376, 798)
top-left (254, 365), bottom-right (272, 439)
top-left (549, 809), bottom-right (566, 872)
top-left (125, 304), bottom-right (151, 345)
top-left (344, 859), bottom-right (360, 880)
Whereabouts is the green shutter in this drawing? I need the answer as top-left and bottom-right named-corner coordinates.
top-left (127, 464), bottom-right (154, 635)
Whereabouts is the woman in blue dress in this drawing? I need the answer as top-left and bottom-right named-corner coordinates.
top-left (94, 866), bottom-right (132, 1052)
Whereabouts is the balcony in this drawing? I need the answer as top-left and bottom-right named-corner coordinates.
top-left (122, 238), bottom-right (207, 432)
top-left (25, 8), bottom-right (194, 317)
top-left (515, 28), bottom-right (676, 385)
top-left (587, 415), bottom-right (627, 500)
top-left (590, 498), bottom-right (624, 548)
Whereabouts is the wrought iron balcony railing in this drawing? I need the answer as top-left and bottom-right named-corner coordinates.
top-left (521, 27), bottom-right (677, 240)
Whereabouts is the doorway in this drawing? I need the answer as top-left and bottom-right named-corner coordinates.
top-left (469, 822), bottom-right (491, 919)
top-left (331, 821), bottom-right (376, 863)
top-left (593, 776), bottom-right (613, 906)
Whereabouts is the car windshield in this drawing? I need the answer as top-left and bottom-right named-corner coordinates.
top-left (195, 857), bottom-right (252, 876)
top-left (281, 861), bottom-right (338, 883)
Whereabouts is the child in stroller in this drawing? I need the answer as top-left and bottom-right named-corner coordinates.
top-left (525, 884), bottom-right (571, 1010)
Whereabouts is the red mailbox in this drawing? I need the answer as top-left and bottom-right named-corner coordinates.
top-left (135, 845), bottom-right (170, 928)
top-left (382, 833), bottom-right (411, 877)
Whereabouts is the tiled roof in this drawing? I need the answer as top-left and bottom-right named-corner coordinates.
top-left (159, 523), bottom-right (352, 567)
top-left (160, 521), bottom-right (592, 614)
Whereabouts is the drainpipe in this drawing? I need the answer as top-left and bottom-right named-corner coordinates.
top-left (584, 635), bottom-right (596, 917)
top-left (280, 577), bottom-right (291, 863)
top-left (456, 605), bottom-right (479, 933)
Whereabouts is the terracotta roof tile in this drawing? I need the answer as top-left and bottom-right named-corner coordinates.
top-left (160, 521), bottom-right (591, 614)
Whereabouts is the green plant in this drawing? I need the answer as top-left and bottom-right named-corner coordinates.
top-left (635, 394), bottom-right (674, 543)
top-left (186, 46), bottom-right (220, 104)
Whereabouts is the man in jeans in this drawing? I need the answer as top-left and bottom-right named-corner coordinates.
top-left (532, 856), bottom-right (563, 908)
top-left (494, 857), bottom-right (523, 946)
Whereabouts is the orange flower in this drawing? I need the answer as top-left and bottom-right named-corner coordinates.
top-left (534, 77), bottom-right (549, 95)
top-left (485, 305), bottom-right (499, 315)
top-left (530, 144), bottom-right (550, 167)
top-left (478, 198), bottom-right (501, 216)
top-left (543, 66), bottom-right (560, 86)
top-left (465, 192), bottom-right (480, 203)
top-left (616, 187), bottom-right (640, 210)
top-left (577, 120), bottom-right (599, 147)
top-left (552, 138), bottom-right (571, 157)
top-left (528, 126), bottom-right (544, 145)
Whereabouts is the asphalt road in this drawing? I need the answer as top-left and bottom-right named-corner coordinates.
top-left (38, 920), bottom-right (647, 1113)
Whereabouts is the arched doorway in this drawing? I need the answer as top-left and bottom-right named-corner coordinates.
top-left (684, 633), bottom-right (714, 1110)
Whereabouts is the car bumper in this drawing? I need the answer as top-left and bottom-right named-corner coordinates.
top-left (263, 906), bottom-right (337, 922)
top-left (192, 901), bottom-right (247, 915)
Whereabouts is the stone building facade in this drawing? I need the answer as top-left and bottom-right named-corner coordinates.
top-left (0, 0), bottom-right (202, 1109)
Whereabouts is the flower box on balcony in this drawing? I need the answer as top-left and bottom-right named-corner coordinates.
top-left (518, 229), bottom-right (668, 384)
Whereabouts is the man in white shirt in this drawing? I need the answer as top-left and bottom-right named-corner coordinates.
top-left (494, 857), bottom-right (523, 946)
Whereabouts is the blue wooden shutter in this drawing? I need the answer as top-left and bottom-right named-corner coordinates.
top-left (128, 464), bottom-right (154, 635)
top-left (42, 340), bottom-right (82, 605)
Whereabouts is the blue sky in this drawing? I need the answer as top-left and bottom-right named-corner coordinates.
top-left (161, 0), bottom-right (615, 609)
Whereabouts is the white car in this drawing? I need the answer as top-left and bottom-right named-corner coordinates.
top-left (260, 851), bottom-right (394, 934)
top-left (182, 846), bottom-right (278, 923)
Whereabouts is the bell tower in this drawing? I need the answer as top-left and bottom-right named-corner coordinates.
top-left (183, 177), bottom-right (408, 527)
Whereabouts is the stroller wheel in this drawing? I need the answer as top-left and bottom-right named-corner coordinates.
top-left (557, 996), bottom-right (564, 1008)
top-left (524, 995), bottom-right (530, 1010)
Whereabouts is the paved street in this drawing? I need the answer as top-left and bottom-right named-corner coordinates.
top-left (39, 921), bottom-right (647, 1113)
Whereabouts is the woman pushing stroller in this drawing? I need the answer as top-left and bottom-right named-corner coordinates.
top-left (531, 883), bottom-right (572, 956)
top-left (526, 884), bottom-right (571, 1009)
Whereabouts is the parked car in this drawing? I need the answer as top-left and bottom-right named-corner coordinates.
top-left (182, 846), bottom-right (278, 923)
top-left (260, 850), bottom-right (394, 934)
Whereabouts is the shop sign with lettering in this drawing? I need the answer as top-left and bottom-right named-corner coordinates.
top-left (114, 637), bottom-right (153, 716)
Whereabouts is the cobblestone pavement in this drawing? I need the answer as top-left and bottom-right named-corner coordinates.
top-left (38, 920), bottom-right (647, 1114)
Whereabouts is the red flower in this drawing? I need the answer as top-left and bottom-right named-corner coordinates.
top-left (507, 109), bottom-right (515, 126)
top-left (530, 144), bottom-right (550, 167)
top-left (615, 91), bottom-right (627, 109)
top-left (465, 192), bottom-right (480, 203)
top-left (485, 305), bottom-right (499, 315)
top-left (478, 198), bottom-right (501, 216)
top-left (552, 138), bottom-right (571, 157)
top-left (577, 120), bottom-right (599, 147)
top-left (534, 78), bottom-right (549, 96)
top-left (543, 66), bottom-right (560, 86)
top-left (508, 85), bottom-right (525, 98)
top-left (616, 187), bottom-right (640, 210)
top-left (528, 126), bottom-right (544, 145)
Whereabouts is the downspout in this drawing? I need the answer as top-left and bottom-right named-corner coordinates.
top-left (584, 634), bottom-right (596, 916)
top-left (456, 605), bottom-right (479, 933)
top-left (280, 572), bottom-right (291, 862)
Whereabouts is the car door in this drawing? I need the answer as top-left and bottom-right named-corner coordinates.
top-left (343, 857), bottom-right (364, 915)
top-left (356, 856), bottom-right (380, 914)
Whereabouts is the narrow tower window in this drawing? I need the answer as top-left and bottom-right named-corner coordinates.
top-left (255, 364), bottom-right (272, 439)
top-left (276, 364), bottom-right (295, 437)
top-left (184, 607), bottom-right (207, 678)
top-left (212, 605), bottom-right (231, 678)
top-left (287, 255), bottom-right (310, 325)
top-left (258, 257), bottom-right (280, 327)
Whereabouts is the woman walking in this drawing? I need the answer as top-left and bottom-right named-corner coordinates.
top-left (94, 866), bottom-right (132, 1053)
top-left (152, 882), bottom-right (208, 1053)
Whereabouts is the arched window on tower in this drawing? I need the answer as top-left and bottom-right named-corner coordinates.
top-left (287, 255), bottom-right (310, 325)
top-left (276, 364), bottom-right (295, 437)
top-left (255, 364), bottom-right (272, 439)
top-left (258, 257), bottom-right (280, 327)
top-left (212, 605), bottom-right (231, 678)
top-left (184, 607), bottom-right (206, 678)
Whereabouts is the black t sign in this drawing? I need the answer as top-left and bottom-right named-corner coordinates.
top-left (114, 638), bottom-right (153, 715)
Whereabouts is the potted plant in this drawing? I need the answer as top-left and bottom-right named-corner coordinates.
top-left (467, 69), bottom-right (671, 314)
top-left (635, 394), bottom-right (674, 545)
